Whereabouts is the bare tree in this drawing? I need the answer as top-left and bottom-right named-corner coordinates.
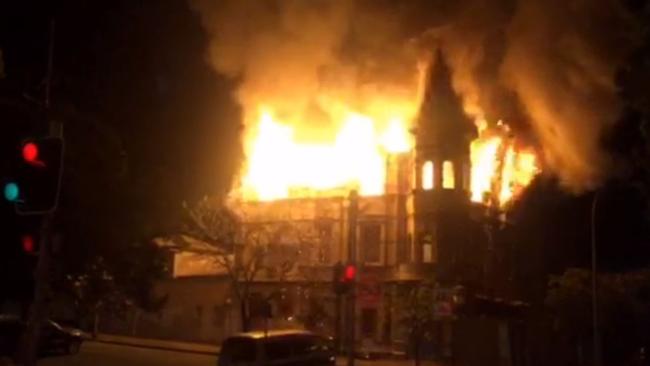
top-left (180, 198), bottom-right (301, 331)
top-left (292, 224), bottom-right (336, 333)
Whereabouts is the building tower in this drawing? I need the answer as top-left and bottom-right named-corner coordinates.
top-left (411, 49), bottom-right (476, 282)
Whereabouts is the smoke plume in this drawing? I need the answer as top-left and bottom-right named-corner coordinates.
top-left (190, 0), bottom-right (639, 192)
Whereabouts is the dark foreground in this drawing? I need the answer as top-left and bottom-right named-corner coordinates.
top-left (39, 341), bottom-right (215, 366)
top-left (37, 341), bottom-right (440, 366)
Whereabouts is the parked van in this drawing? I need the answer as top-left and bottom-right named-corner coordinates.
top-left (218, 329), bottom-right (335, 366)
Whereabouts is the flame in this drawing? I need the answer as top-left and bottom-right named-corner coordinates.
top-left (233, 58), bottom-right (539, 206)
top-left (240, 107), bottom-right (413, 201)
top-left (237, 107), bottom-right (538, 205)
top-left (380, 118), bottom-right (411, 153)
top-left (470, 120), bottom-right (539, 207)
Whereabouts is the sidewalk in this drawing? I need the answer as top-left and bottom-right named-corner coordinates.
top-left (336, 359), bottom-right (442, 366)
top-left (92, 333), bottom-right (220, 355)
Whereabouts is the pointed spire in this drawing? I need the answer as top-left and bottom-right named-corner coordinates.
top-left (416, 48), bottom-right (474, 155)
top-left (424, 48), bottom-right (456, 105)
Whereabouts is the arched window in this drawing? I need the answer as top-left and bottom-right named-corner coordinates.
top-left (442, 161), bottom-right (455, 189)
top-left (422, 161), bottom-right (434, 190)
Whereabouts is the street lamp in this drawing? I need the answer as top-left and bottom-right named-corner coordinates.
top-left (591, 191), bottom-right (601, 366)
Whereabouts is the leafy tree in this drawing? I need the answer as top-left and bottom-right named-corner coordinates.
top-left (62, 256), bottom-right (125, 336)
top-left (546, 268), bottom-right (650, 364)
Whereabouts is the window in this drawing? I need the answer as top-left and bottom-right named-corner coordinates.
top-left (423, 244), bottom-right (433, 263)
top-left (422, 160), bottom-right (434, 190)
top-left (442, 160), bottom-right (455, 189)
top-left (422, 232), bottom-right (434, 263)
top-left (317, 222), bottom-right (333, 264)
top-left (265, 244), bottom-right (298, 267)
top-left (360, 223), bottom-right (381, 263)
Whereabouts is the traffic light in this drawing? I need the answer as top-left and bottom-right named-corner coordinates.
top-left (21, 234), bottom-right (39, 255)
top-left (333, 262), bottom-right (357, 295)
top-left (3, 181), bottom-right (19, 202)
top-left (2, 137), bottom-right (64, 214)
top-left (343, 264), bottom-right (356, 282)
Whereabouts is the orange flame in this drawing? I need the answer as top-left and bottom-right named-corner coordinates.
top-left (235, 107), bottom-right (539, 206)
top-left (233, 65), bottom-right (539, 206)
top-left (470, 120), bottom-right (539, 207)
top-left (239, 106), bottom-right (413, 201)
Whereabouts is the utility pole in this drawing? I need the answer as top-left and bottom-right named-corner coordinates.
top-left (346, 190), bottom-right (358, 366)
top-left (591, 192), bottom-right (601, 366)
top-left (333, 261), bottom-right (343, 354)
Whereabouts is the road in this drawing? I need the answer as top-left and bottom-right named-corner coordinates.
top-left (39, 341), bottom-right (216, 366)
top-left (38, 341), bottom-right (435, 366)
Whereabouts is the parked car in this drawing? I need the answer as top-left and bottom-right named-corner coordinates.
top-left (0, 315), bottom-right (84, 359)
top-left (41, 319), bottom-right (85, 355)
top-left (218, 329), bottom-right (335, 366)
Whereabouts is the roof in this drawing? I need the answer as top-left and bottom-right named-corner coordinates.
top-left (153, 234), bottom-right (226, 255)
top-left (229, 329), bottom-right (317, 340)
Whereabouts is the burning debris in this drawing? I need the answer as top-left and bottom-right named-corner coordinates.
top-left (470, 119), bottom-right (538, 207)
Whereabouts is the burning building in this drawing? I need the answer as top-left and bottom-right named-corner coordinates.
top-left (223, 48), bottom-right (539, 355)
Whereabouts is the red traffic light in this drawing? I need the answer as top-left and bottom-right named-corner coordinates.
top-left (22, 142), bottom-right (39, 163)
top-left (343, 264), bottom-right (356, 282)
top-left (13, 137), bottom-right (63, 213)
top-left (22, 235), bottom-right (36, 253)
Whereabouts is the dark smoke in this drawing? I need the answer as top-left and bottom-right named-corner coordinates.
top-left (190, 0), bottom-right (640, 192)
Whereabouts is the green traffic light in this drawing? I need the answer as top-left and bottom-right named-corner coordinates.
top-left (3, 182), bottom-right (19, 202)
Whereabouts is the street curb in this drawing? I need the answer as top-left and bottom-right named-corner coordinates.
top-left (89, 337), bottom-right (219, 356)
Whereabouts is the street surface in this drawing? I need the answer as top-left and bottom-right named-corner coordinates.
top-left (38, 341), bottom-right (440, 366)
top-left (39, 342), bottom-right (216, 366)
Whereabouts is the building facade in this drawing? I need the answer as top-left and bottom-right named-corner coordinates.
top-left (133, 50), bottom-right (524, 364)
top-left (217, 49), bottom-right (488, 357)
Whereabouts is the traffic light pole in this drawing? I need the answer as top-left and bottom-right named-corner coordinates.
top-left (335, 290), bottom-right (342, 353)
top-left (18, 213), bottom-right (53, 366)
top-left (346, 190), bottom-right (358, 366)
top-left (18, 19), bottom-right (59, 366)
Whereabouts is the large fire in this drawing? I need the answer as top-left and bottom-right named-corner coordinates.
top-left (232, 54), bottom-right (539, 207)
top-left (239, 106), bottom-right (413, 201)
top-left (236, 105), bottom-right (538, 207)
